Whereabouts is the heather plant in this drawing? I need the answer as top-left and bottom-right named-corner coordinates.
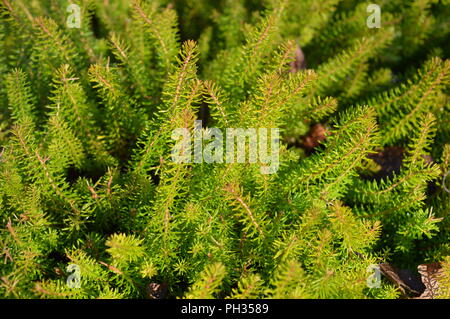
top-left (0, 0), bottom-right (449, 299)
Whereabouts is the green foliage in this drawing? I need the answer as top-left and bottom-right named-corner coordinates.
top-left (0, 0), bottom-right (449, 299)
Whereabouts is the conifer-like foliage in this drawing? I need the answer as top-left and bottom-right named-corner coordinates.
top-left (0, 0), bottom-right (449, 299)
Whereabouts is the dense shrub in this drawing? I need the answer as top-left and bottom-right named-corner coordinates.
top-left (0, 0), bottom-right (449, 299)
